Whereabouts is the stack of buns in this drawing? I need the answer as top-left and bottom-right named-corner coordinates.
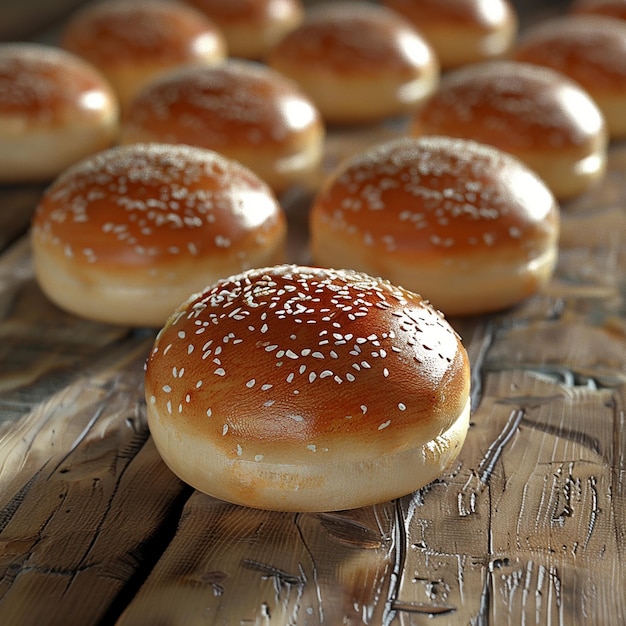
top-left (8, 0), bottom-right (626, 511)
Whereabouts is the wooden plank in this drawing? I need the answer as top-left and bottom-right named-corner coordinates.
top-left (70, 148), bottom-right (626, 622)
top-left (0, 186), bottom-right (44, 255)
top-left (117, 494), bottom-right (398, 625)
top-left (0, 7), bottom-right (623, 620)
top-left (0, 238), bottom-right (131, 425)
top-left (0, 336), bottom-right (190, 625)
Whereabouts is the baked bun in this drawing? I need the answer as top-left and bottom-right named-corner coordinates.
top-left (31, 143), bottom-right (286, 327)
top-left (119, 60), bottom-right (324, 194)
top-left (183, 0), bottom-right (304, 59)
top-left (514, 15), bottom-right (626, 139)
top-left (309, 136), bottom-right (560, 317)
top-left (0, 43), bottom-right (118, 183)
top-left (145, 264), bottom-right (471, 512)
top-left (265, 2), bottom-right (439, 125)
top-left (61, 0), bottom-right (227, 109)
top-left (571, 0), bottom-right (626, 20)
top-left (411, 60), bottom-right (608, 200)
top-left (383, 0), bottom-right (518, 69)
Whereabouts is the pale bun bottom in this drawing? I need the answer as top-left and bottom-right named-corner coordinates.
top-left (268, 63), bottom-right (438, 125)
top-left (594, 93), bottom-right (626, 140)
top-left (147, 397), bottom-right (471, 512)
top-left (0, 116), bottom-right (117, 183)
top-left (513, 145), bottom-right (607, 201)
top-left (222, 21), bottom-right (301, 60)
top-left (419, 25), bottom-right (516, 69)
top-left (310, 239), bottom-right (558, 317)
top-left (31, 239), bottom-right (285, 327)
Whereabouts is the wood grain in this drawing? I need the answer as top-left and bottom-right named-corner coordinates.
top-left (0, 7), bottom-right (624, 620)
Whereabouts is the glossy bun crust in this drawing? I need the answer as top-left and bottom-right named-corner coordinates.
top-left (61, 0), bottom-right (226, 108)
top-left (183, 0), bottom-right (304, 59)
top-left (514, 15), bottom-right (626, 139)
top-left (310, 136), bottom-right (560, 317)
top-left (145, 264), bottom-right (471, 511)
top-left (266, 2), bottom-right (439, 124)
top-left (31, 143), bottom-right (286, 327)
top-left (570, 0), bottom-right (626, 20)
top-left (411, 61), bottom-right (608, 200)
top-left (383, 0), bottom-right (518, 69)
top-left (120, 60), bottom-right (324, 193)
top-left (0, 43), bottom-right (118, 183)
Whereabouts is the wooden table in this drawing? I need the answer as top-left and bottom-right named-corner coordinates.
top-left (1, 1), bottom-right (625, 624)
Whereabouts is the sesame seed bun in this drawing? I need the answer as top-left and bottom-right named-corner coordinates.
top-left (31, 143), bottom-right (287, 327)
top-left (61, 0), bottom-right (226, 109)
top-left (382, 0), bottom-right (518, 70)
top-left (0, 43), bottom-right (118, 183)
top-left (411, 60), bottom-right (608, 200)
top-left (265, 2), bottom-right (439, 124)
top-left (145, 264), bottom-right (471, 511)
top-left (514, 15), bottom-right (626, 140)
top-left (119, 60), bottom-right (325, 194)
top-left (309, 136), bottom-right (560, 317)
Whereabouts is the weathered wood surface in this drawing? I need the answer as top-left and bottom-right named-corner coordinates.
top-left (0, 137), bottom-right (624, 624)
top-left (0, 1), bottom-right (624, 623)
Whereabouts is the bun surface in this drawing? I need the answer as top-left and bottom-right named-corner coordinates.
top-left (310, 136), bottom-right (560, 316)
top-left (570, 0), bottom-right (626, 20)
top-left (514, 15), bottom-right (626, 139)
top-left (61, 0), bottom-right (226, 108)
top-left (383, 0), bottom-right (518, 69)
top-left (0, 43), bottom-right (118, 183)
top-left (145, 264), bottom-right (471, 511)
top-left (411, 60), bottom-right (608, 200)
top-left (183, 0), bottom-right (304, 59)
top-left (120, 60), bottom-right (324, 193)
top-left (266, 2), bottom-right (439, 124)
top-left (31, 143), bottom-right (286, 327)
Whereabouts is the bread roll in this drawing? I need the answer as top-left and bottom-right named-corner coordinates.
top-left (120, 60), bottom-right (324, 194)
top-left (514, 14), bottom-right (626, 139)
top-left (383, 0), bottom-right (518, 69)
top-left (31, 143), bottom-right (286, 327)
top-left (571, 0), bottom-right (626, 21)
top-left (0, 43), bottom-right (118, 183)
top-left (145, 264), bottom-right (471, 511)
top-left (183, 0), bottom-right (303, 59)
top-left (266, 2), bottom-right (439, 124)
top-left (411, 60), bottom-right (608, 200)
top-left (61, 0), bottom-right (226, 109)
top-left (310, 136), bottom-right (560, 317)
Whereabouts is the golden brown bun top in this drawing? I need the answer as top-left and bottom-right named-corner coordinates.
top-left (32, 143), bottom-right (284, 270)
top-left (145, 264), bottom-right (470, 460)
top-left (570, 0), bottom-right (626, 20)
top-left (61, 0), bottom-right (226, 66)
top-left (122, 60), bottom-right (322, 149)
top-left (0, 42), bottom-right (115, 121)
top-left (267, 2), bottom-right (436, 75)
top-left (514, 15), bottom-right (626, 88)
top-left (384, 0), bottom-right (516, 29)
top-left (413, 60), bottom-right (606, 151)
top-left (311, 136), bottom-right (558, 259)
